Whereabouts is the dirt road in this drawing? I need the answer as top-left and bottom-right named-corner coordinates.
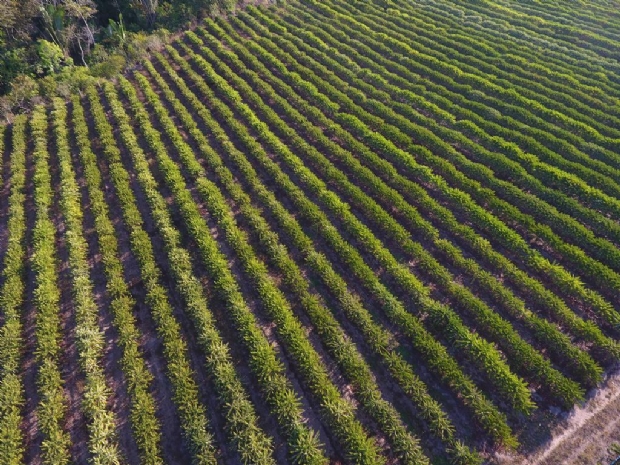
top-left (494, 367), bottom-right (620, 465)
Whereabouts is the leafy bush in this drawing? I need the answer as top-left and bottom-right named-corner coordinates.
top-left (35, 40), bottom-right (66, 75)
top-left (90, 53), bottom-right (126, 78)
top-left (0, 74), bottom-right (38, 118)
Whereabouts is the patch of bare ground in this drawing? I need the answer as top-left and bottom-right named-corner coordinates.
top-left (144, 55), bottom-right (331, 463)
top-left (47, 110), bottom-right (91, 463)
top-left (492, 366), bottom-right (620, 465)
top-left (80, 92), bottom-right (190, 464)
top-left (66, 102), bottom-right (140, 464)
top-left (21, 126), bottom-right (43, 465)
top-left (238, 0), bottom-right (275, 9)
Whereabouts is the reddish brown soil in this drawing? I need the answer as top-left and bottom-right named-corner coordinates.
top-left (66, 101), bottom-right (141, 464)
top-left (146, 52), bottom-right (344, 460)
top-left (173, 34), bottom-right (490, 452)
top-left (158, 42), bottom-right (472, 459)
top-left (21, 127), bottom-right (44, 465)
top-left (92, 89), bottom-right (195, 465)
top-left (47, 114), bottom-right (91, 464)
top-left (138, 64), bottom-right (296, 464)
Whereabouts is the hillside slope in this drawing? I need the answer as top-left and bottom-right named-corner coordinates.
top-left (1, 1), bottom-right (620, 464)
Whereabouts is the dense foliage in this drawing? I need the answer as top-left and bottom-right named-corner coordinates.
top-left (0, 0), bottom-right (261, 103)
top-left (1, 0), bottom-right (619, 463)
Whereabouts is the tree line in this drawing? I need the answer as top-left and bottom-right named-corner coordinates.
top-left (0, 0), bottom-right (251, 107)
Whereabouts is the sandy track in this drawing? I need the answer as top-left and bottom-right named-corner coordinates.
top-left (494, 367), bottom-right (620, 465)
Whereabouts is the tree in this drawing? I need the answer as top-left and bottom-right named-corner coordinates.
top-left (36, 39), bottom-right (65, 73)
top-left (38, 0), bottom-right (97, 66)
top-left (132, 0), bottom-right (158, 28)
top-left (0, 0), bottom-right (38, 42)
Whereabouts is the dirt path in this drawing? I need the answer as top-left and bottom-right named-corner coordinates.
top-left (494, 367), bottom-right (620, 465)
